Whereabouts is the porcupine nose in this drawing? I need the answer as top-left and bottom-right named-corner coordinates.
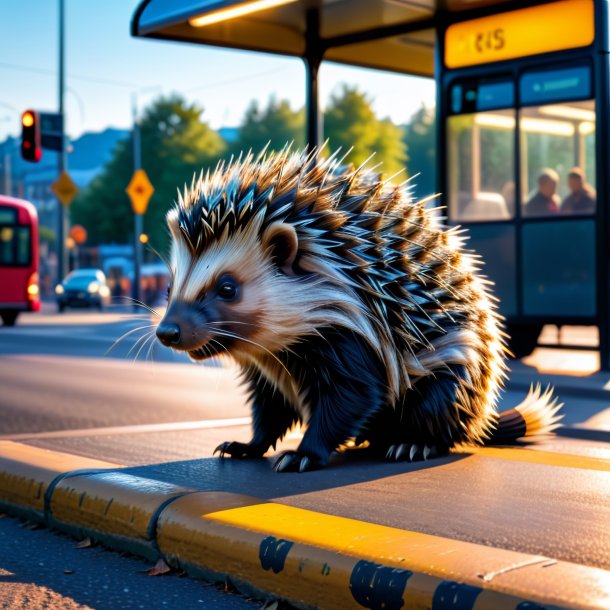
top-left (156, 322), bottom-right (181, 346)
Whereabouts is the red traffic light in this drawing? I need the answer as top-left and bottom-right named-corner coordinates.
top-left (21, 109), bottom-right (42, 162)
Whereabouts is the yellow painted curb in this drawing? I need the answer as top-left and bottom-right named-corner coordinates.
top-left (49, 472), bottom-right (192, 559)
top-left (0, 440), bottom-right (119, 520)
top-left (157, 492), bottom-right (610, 610)
top-left (1, 441), bottom-right (609, 609)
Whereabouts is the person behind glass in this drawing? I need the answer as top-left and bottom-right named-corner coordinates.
top-left (561, 167), bottom-right (596, 214)
top-left (524, 168), bottom-right (560, 217)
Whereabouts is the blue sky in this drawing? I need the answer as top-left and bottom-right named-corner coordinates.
top-left (0, 0), bottom-right (435, 141)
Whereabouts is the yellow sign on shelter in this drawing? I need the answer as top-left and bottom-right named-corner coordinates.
top-left (51, 171), bottom-right (79, 207)
top-left (445, 0), bottom-right (594, 69)
top-left (126, 169), bottom-right (154, 215)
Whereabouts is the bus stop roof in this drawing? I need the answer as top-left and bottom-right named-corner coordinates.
top-left (132, 0), bottom-right (513, 77)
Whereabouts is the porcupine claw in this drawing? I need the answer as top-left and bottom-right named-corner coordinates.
top-left (214, 441), bottom-right (264, 459)
top-left (395, 444), bottom-right (408, 461)
top-left (386, 443), bottom-right (431, 462)
top-left (386, 445), bottom-right (398, 460)
top-left (273, 450), bottom-right (322, 473)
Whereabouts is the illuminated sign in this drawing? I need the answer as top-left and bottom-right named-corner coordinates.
top-left (445, 0), bottom-right (594, 69)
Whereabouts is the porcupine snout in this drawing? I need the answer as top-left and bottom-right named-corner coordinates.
top-left (156, 301), bottom-right (209, 351)
top-left (156, 322), bottom-right (180, 346)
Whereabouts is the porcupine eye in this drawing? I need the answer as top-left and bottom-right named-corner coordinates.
top-left (216, 274), bottom-right (239, 302)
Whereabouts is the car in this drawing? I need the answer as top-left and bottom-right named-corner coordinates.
top-left (55, 269), bottom-right (111, 312)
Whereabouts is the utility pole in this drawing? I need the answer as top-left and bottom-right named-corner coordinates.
top-left (3, 152), bottom-right (11, 196)
top-left (132, 94), bottom-right (143, 308)
top-left (57, 0), bottom-right (68, 282)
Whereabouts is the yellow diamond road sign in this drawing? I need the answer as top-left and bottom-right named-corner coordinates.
top-left (126, 169), bottom-right (154, 215)
top-left (51, 171), bottom-right (78, 207)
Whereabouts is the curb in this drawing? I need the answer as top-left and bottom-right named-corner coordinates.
top-left (1, 441), bottom-right (609, 610)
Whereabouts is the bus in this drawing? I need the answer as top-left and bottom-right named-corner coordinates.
top-left (0, 195), bottom-right (40, 326)
top-left (132, 0), bottom-right (610, 365)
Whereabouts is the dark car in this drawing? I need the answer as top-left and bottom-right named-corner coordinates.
top-left (55, 269), bottom-right (111, 312)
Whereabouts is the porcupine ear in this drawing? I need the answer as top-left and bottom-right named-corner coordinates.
top-left (261, 222), bottom-right (298, 275)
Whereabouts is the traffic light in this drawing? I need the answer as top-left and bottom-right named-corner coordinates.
top-left (21, 110), bottom-right (42, 162)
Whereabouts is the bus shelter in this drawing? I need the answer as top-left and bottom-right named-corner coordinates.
top-left (132, 0), bottom-right (610, 368)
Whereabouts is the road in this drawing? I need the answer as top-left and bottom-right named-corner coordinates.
top-left (0, 307), bottom-right (609, 608)
top-left (0, 308), bottom-right (265, 609)
top-left (0, 514), bottom-right (260, 610)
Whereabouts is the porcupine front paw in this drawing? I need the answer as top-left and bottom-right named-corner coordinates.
top-left (385, 443), bottom-right (444, 462)
top-left (214, 441), bottom-right (265, 459)
top-left (273, 450), bottom-right (325, 473)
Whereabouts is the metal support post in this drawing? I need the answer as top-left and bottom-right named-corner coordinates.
top-left (57, 0), bottom-right (68, 282)
top-left (305, 8), bottom-right (322, 150)
top-left (132, 94), bottom-right (143, 309)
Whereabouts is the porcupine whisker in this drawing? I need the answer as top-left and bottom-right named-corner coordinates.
top-left (207, 338), bottom-right (225, 369)
top-left (130, 330), bottom-right (153, 363)
top-left (206, 320), bottom-right (284, 337)
top-left (212, 329), bottom-right (293, 380)
top-left (208, 323), bottom-right (300, 359)
top-left (106, 324), bottom-right (158, 356)
top-left (208, 339), bottom-right (230, 382)
top-left (145, 330), bottom-right (161, 363)
top-left (115, 295), bottom-right (162, 318)
top-left (134, 331), bottom-right (155, 363)
top-left (133, 331), bottom-right (157, 365)
top-left (140, 332), bottom-right (158, 364)
top-left (128, 328), bottom-right (157, 358)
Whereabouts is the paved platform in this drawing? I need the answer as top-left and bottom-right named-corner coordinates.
top-left (2, 314), bottom-right (610, 609)
top-left (1, 421), bottom-right (609, 610)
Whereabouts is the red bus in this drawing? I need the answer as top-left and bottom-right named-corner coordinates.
top-left (0, 196), bottom-right (40, 326)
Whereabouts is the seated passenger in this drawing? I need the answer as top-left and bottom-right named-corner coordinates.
top-left (524, 169), bottom-right (560, 217)
top-left (561, 167), bottom-right (596, 214)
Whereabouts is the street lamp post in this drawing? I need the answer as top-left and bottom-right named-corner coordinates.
top-left (130, 88), bottom-right (161, 310)
top-left (131, 94), bottom-right (143, 309)
top-left (57, 0), bottom-right (68, 283)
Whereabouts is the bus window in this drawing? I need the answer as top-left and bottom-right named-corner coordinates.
top-left (448, 109), bottom-right (515, 222)
top-left (520, 100), bottom-right (596, 217)
top-left (0, 226), bottom-right (31, 266)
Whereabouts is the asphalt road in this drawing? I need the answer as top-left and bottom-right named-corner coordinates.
top-left (0, 514), bottom-right (262, 610)
top-left (1, 307), bottom-right (609, 587)
top-left (0, 309), bottom-right (250, 435)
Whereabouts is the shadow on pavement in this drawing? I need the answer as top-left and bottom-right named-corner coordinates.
top-left (120, 450), bottom-right (469, 500)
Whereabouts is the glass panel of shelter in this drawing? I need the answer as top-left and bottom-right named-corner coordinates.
top-left (446, 66), bottom-right (597, 319)
top-left (448, 108), bottom-right (516, 222)
top-left (520, 100), bottom-right (596, 218)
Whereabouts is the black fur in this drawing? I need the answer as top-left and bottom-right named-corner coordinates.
top-left (217, 328), bottom-right (388, 472)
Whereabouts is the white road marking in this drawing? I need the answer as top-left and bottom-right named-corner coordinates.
top-left (0, 417), bottom-right (252, 441)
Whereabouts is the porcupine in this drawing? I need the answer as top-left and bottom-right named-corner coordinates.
top-left (155, 147), bottom-right (562, 472)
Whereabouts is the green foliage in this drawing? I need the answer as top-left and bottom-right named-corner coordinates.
top-left (231, 98), bottom-right (305, 156)
top-left (71, 88), bottom-right (424, 255)
top-left (403, 104), bottom-right (436, 200)
top-left (71, 95), bottom-right (226, 254)
top-left (323, 85), bottom-right (407, 179)
top-left (38, 225), bottom-right (56, 245)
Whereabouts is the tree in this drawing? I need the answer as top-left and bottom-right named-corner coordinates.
top-left (231, 97), bottom-right (305, 156)
top-left (71, 95), bottom-right (226, 253)
top-left (323, 85), bottom-right (407, 179)
top-left (403, 104), bottom-right (436, 200)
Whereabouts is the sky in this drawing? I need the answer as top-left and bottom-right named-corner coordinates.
top-left (0, 0), bottom-right (435, 142)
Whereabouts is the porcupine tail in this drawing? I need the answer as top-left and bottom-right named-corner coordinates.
top-left (487, 384), bottom-right (563, 445)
